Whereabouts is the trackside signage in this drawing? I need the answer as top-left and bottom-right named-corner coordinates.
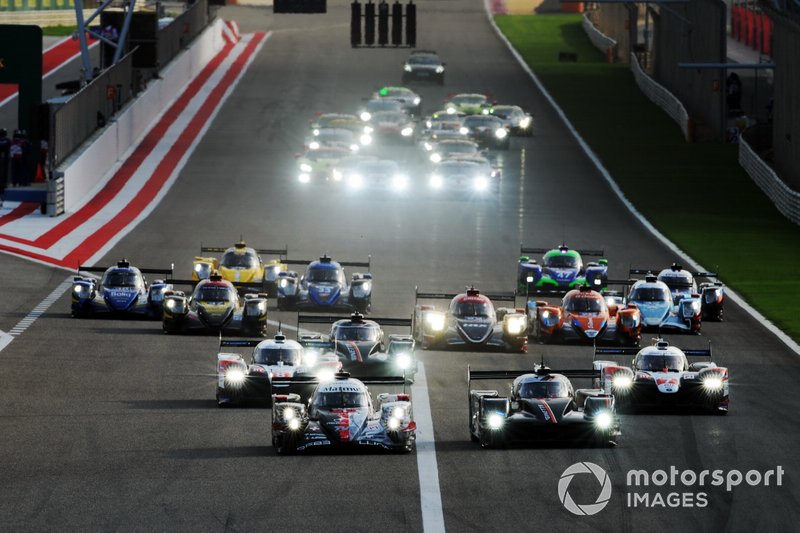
top-left (558, 462), bottom-right (785, 515)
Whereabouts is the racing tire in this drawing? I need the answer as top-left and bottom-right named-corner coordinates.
top-left (479, 427), bottom-right (501, 449)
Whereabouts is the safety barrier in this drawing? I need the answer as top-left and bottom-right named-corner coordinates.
top-left (731, 2), bottom-right (774, 56)
top-left (582, 12), bottom-right (617, 63)
top-left (629, 52), bottom-right (691, 142)
top-left (740, 127), bottom-right (800, 226)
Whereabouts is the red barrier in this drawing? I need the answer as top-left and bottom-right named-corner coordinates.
top-left (731, 5), bottom-right (739, 40)
top-left (739, 6), bottom-right (747, 42)
top-left (746, 8), bottom-right (754, 47)
top-left (754, 10), bottom-right (763, 51)
top-left (762, 15), bottom-right (773, 56)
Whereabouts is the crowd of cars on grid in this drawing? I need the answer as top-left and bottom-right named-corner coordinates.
top-left (296, 50), bottom-right (531, 195)
top-left (70, 51), bottom-right (729, 454)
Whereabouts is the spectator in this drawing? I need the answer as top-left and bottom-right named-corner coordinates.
top-left (101, 24), bottom-right (119, 42)
top-left (10, 130), bottom-right (26, 186)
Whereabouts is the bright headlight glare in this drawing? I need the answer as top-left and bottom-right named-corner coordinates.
top-left (474, 176), bottom-right (489, 191)
top-left (387, 417), bottom-right (401, 430)
top-left (526, 276), bottom-right (534, 283)
top-left (309, 141), bottom-right (320, 150)
top-left (703, 376), bottom-right (723, 391)
top-left (401, 127), bottom-right (413, 137)
top-left (435, 66), bottom-right (444, 73)
top-left (404, 65), bottom-right (412, 72)
top-left (283, 407), bottom-right (296, 421)
top-left (595, 411), bottom-right (612, 429)
top-left (360, 134), bottom-right (372, 146)
top-left (360, 111), bottom-right (371, 122)
top-left (226, 368), bottom-right (246, 384)
top-left (393, 175), bottom-right (409, 190)
top-left (279, 278), bottom-right (289, 288)
top-left (540, 310), bottom-right (549, 319)
top-left (348, 174), bottom-right (364, 188)
top-left (300, 163), bottom-right (312, 172)
top-left (288, 418), bottom-right (301, 430)
top-left (430, 153), bottom-right (442, 163)
top-left (487, 413), bottom-right (504, 430)
top-left (481, 108), bottom-right (490, 115)
top-left (594, 278), bottom-right (602, 285)
top-left (316, 368), bottom-right (336, 382)
top-left (446, 107), bottom-right (455, 114)
top-left (303, 350), bottom-right (318, 366)
top-left (460, 127), bottom-right (469, 135)
top-left (73, 285), bottom-right (83, 294)
top-left (425, 312), bottom-right (445, 331)
top-left (413, 97), bottom-right (421, 105)
top-left (166, 299), bottom-right (175, 309)
top-left (430, 174), bottom-right (443, 188)
top-left (424, 142), bottom-right (433, 151)
top-left (332, 169), bottom-right (343, 181)
top-left (194, 264), bottom-right (203, 272)
top-left (520, 117), bottom-right (531, 128)
top-left (392, 406), bottom-right (405, 419)
top-left (298, 173), bottom-right (310, 183)
top-left (312, 128), bottom-right (320, 136)
top-left (506, 317), bottom-right (524, 335)
top-left (396, 352), bottom-right (412, 370)
top-left (495, 128), bottom-right (508, 139)
top-left (363, 125), bottom-right (374, 134)
top-left (613, 375), bottom-right (632, 389)
top-left (350, 144), bottom-right (359, 152)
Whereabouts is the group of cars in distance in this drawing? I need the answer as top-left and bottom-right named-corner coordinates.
top-left (69, 50), bottom-right (730, 452)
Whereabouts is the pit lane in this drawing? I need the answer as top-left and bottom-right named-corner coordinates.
top-left (1, 1), bottom-right (799, 531)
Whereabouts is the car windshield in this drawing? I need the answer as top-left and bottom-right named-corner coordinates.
top-left (306, 267), bottom-right (342, 283)
top-left (439, 143), bottom-right (478, 155)
top-left (315, 391), bottom-right (369, 408)
top-left (464, 116), bottom-right (498, 127)
top-left (453, 301), bottom-right (493, 318)
top-left (544, 254), bottom-right (578, 269)
top-left (358, 161), bottom-right (397, 174)
top-left (335, 325), bottom-right (379, 342)
top-left (318, 114), bottom-right (356, 127)
top-left (308, 149), bottom-right (348, 160)
top-left (518, 380), bottom-right (568, 399)
top-left (380, 88), bottom-right (409, 98)
top-left (101, 271), bottom-right (142, 288)
top-left (491, 107), bottom-right (516, 118)
top-left (373, 112), bottom-right (405, 124)
top-left (221, 251), bottom-right (258, 269)
top-left (565, 297), bottom-right (604, 313)
top-left (195, 285), bottom-right (236, 303)
top-left (452, 95), bottom-right (485, 105)
top-left (317, 129), bottom-right (353, 141)
top-left (255, 347), bottom-right (302, 365)
top-left (367, 100), bottom-right (403, 112)
top-left (409, 55), bottom-right (440, 65)
top-left (440, 162), bottom-right (478, 176)
top-left (630, 287), bottom-right (670, 302)
top-left (638, 355), bottom-right (685, 372)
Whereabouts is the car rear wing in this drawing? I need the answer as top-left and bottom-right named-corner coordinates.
top-left (468, 365), bottom-right (600, 383)
top-left (272, 374), bottom-right (407, 390)
top-left (283, 257), bottom-right (371, 269)
top-left (200, 244), bottom-right (288, 257)
top-left (595, 342), bottom-right (712, 360)
top-left (630, 266), bottom-right (719, 281)
top-left (520, 245), bottom-right (604, 257)
top-left (78, 264), bottom-right (174, 277)
top-left (219, 339), bottom-right (261, 349)
top-left (167, 279), bottom-right (268, 292)
top-left (298, 314), bottom-right (412, 329)
top-left (415, 287), bottom-right (516, 303)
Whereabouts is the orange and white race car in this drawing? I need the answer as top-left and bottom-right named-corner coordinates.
top-left (527, 285), bottom-right (641, 346)
top-left (192, 241), bottom-right (287, 295)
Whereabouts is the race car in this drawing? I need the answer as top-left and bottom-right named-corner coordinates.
top-left (468, 365), bottom-right (619, 448)
top-left (527, 285), bottom-right (642, 346)
top-left (419, 120), bottom-right (467, 151)
top-left (630, 264), bottom-right (724, 321)
top-left (304, 127), bottom-right (360, 152)
top-left (412, 287), bottom-right (528, 352)
top-left (444, 93), bottom-right (493, 115)
top-left (162, 274), bottom-right (268, 336)
top-left (489, 104), bottom-right (533, 136)
top-left (402, 50), bottom-right (445, 84)
top-left (517, 244), bottom-right (608, 295)
top-left (338, 157), bottom-right (410, 192)
top-left (71, 259), bottom-right (173, 319)
top-left (371, 86), bottom-right (422, 115)
top-left (366, 110), bottom-right (416, 144)
top-left (192, 241), bottom-right (288, 296)
top-left (460, 115), bottom-right (510, 150)
top-left (423, 109), bottom-right (466, 132)
top-left (427, 157), bottom-right (498, 194)
top-left (593, 339), bottom-right (729, 414)
top-left (270, 373), bottom-right (415, 454)
top-left (357, 98), bottom-right (405, 122)
top-left (276, 255), bottom-right (373, 313)
top-left (311, 115), bottom-right (373, 147)
top-left (215, 332), bottom-right (343, 407)
top-left (626, 274), bottom-right (702, 334)
top-left (296, 145), bottom-right (352, 184)
top-left (296, 313), bottom-right (417, 380)
top-left (428, 138), bottom-right (482, 163)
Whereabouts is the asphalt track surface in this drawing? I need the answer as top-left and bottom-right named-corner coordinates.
top-left (1, 2), bottom-right (799, 531)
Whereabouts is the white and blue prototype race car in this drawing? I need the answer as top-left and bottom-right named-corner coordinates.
top-left (276, 255), bottom-right (372, 313)
top-left (626, 274), bottom-right (702, 334)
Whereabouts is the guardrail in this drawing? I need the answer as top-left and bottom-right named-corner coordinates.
top-left (582, 12), bottom-right (617, 63)
top-left (629, 52), bottom-right (692, 142)
top-left (740, 126), bottom-right (800, 226)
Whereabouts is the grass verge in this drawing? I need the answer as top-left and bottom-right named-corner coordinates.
top-left (496, 14), bottom-right (800, 342)
top-left (42, 25), bottom-right (76, 36)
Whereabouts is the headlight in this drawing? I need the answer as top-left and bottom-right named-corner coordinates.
top-left (360, 133), bottom-right (372, 146)
top-left (300, 163), bottom-right (312, 173)
top-left (312, 128), bottom-right (320, 136)
top-left (425, 120), bottom-right (432, 128)
top-left (459, 127), bottom-right (469, 135)
top-left (404, 65), bottom-right (412, 72)
top-left (703, 376), bottom-right (723, 391)
top-left (430, 153), bottom-right (442, 163)
top-left (430, 174), bottom-right (443, 188)
top-left (363, 125), bottom-right (374, 134)
top-left (487, 413), bottom-right (504, 430)
top-left (481, 108), bottom-right (490, 115)
top-left (413, 97), bottom-right (421, 105)
top-left (283, 407), bottom-right (296, 421)
top-left (392, 406), bottom-right (405, 419)
top-left (401, 127), bottom-right (413, 137)
top-left (387, 417), bottom-right (401, 430)
top-left (594, 411), bottom-right (612, 429)
top-left (332, 169), bottom-right (343, 181)
top-left (303, 350), bottom-right (318, 366)
top-left (279, 278), bottom-right (289, 288)
top-left (226, 368), bottom-right (246, 385)
top-left (526, 276), bottom-right (534, 283)
top-left (423, 142), bottom-right (433, 151)
top-left (593, 278), bottom-right (602, 286)
top-left (446, 107), bottom-right (456, 114)
top-left (392, 174), bottom-right (409, 190)
top-left (360, 280), bottom-right (372, 292)
top-left (435, 66), bottom-right (444, 73)
top-left (474, 176), bottom-right (489, 191)
top-left (73, 285), bottom-right (84, 294)
top-left (258, 301), bottom-right (267, 312)
top-left (519, 117), bottom-right (531, 129)
top-left (350, 144), bottom-right (360, 152)
top-left (541, 310), bottom-right (549, 319)
top-left (316, 368), bottom-right (336, 382)
top-left (495, 128), bottom-right (508, 139)
top-left (309, 141), bottom-right (320, 150)
top-left (425, 312), bottom-right (446, 331)
top-left (166, 299), bottom-right (175, 309)
top-left (348, 173), bottom-right (364, 188)
top-left (298, 173), bottom-right (310, 183)
top-left (360, 111), bottom-right (371, 121)
top-left (613, 375), bottom-right (632, 389)
top-left (506, 316), bottom-right (525, 335)
top-left (288, 418), bottom-right (301, 430)
top-left (396, 352), bottom-right (412, 370)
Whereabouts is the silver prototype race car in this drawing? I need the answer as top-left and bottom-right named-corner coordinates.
top-left (276, 255), bottom-right (373, 313)
top-left (270, 373), bottom-right (416, 454)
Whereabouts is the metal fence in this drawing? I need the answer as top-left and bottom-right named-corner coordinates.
top-left (51, 49), bottom-right (134, 168)
top-left (157, 0), bottom-right (209, 71)
top-left (0, 0), bottom-right (100, 10)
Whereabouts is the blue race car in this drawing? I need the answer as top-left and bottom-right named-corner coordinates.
top-left (626, 274), bottom-right (702, 334)
top-left (517, 244), bottom-right (608, 296)
top-left (71, 259), bottom-right (172, 319)
top-left (276, 255), bottom-right (372, 313)
top-left (630, 264), bottom-right (724, 321)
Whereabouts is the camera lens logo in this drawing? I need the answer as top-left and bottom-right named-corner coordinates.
top-left (558, 462), bottom-right (612, 516)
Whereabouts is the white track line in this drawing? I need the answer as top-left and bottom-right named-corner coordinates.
top-left (412, 362), bottom-right (446, 533)
top-left (0, 276), bottom-right (73, 353)
top-left (484, 6), bottom-right (800, 357)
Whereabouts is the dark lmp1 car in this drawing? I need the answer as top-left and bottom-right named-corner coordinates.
top-left (593, 339), bottom-right (729, 414)
top-left (276, 255), bottom-right (372, 313)
top-left (71, 259), bottom-right (173, 319)
top-left (412, 287), bottom-right (528, 352)
top-left (630, 263), bottom-right (724, 321)
top-left (296, 313), bottom-right (417, 380)
top-left (468, 365), bottom-right (620, 448)
top-left (162, 275), bottom-right (268, 336)
top-left (402, 50), bottom-right (445, 84)
top-left (215, 332), bottom-right (343, 406)
top-left (517, 244), bottom-right (608, 295)
top-left (270, 373), bottom-right (415, 454)
top-left (527, 285), bottom-right (642, 346)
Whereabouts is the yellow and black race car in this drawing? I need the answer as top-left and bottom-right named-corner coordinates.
top-left (192, 241), bottom-right (287, 295)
